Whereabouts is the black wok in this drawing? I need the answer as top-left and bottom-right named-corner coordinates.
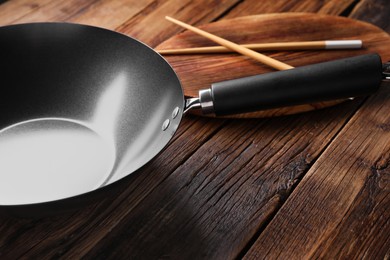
top-left (0, 23), bottom-right (384, 214)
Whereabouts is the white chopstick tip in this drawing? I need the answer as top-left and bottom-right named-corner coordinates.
top-left (165, 16), bottom-right (176, 22)
top-left (325, 40), bottom-right (362, 49)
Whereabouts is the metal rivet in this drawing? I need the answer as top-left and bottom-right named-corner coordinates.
top-left (162, 119), bottom-right (170, 131)
top-left (172, 107), bottom-right (180, 119)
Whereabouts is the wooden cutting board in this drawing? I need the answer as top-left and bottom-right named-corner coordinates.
top-left (156, 13), bottom-right (390, 118)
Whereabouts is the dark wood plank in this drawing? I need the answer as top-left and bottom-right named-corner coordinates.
top-left (0, 0), bottom-right (151, 28)
top-left (0, 0), bottom-right (386, 259)
top-left (69, 0), bottom-right (156, 29)
top-left (224, 0), bottom-right (356, 18)
top-left (0, 0), bottom-right (56, 24)
top-left (243, 2), bottom-right (390, 258)
top-left (115, 0), bottom-right (242, 47)
top-left (0, 0), bottom-right (98, 25)
top-left (350, 0), bottom-right (390, 32)
top-left (243, 80), bottom-right (390, 259)
top-left (80, 101), bottom-right (370, 259)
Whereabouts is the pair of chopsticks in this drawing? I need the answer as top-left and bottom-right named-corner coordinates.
top-left (162, 16), bottom-right (362, 71)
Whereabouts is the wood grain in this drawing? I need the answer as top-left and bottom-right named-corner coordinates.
top-left (156, 13), bottom-right (390, 118)
top-left (0, 0), bottom-right (388, 259)
top-left (0, 0), bottom-right (56, 24)
top-left (80, 99), bottom-right (365, 259)
top-left (243, 2), bottom-right (390, 258)
top-left (244, 81), bottom-right (390, 259)
top-left (0, 0), bottom-right (97, 24)
top-left (350, 0), bottom-right (390, 32)
top-left (224, 0), bottom-right (357, 18)
top-left (69, 0), bottom-right (155, 29)
top-left (115, 0), bottom-right (241, 47)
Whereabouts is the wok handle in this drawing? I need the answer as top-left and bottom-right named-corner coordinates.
top-left (199, 53), bottom-right (383, 116)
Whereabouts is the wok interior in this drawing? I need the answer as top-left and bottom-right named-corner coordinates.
top-left (0, 23), bottom-right (184, 205)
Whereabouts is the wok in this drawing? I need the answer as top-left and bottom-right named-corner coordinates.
top-left (0, 23), bottom-right (385, 213)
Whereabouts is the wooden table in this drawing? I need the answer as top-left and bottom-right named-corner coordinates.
top-left (0, 0), bottom-right (389, 259)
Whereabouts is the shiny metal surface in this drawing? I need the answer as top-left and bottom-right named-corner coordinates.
top-left (162, 119), bottom-right (170, 131)
top-left (172, 107), bottom-right (180, 119)
top-left (184, 97), bottom-right (201, 114)
top-left (0, 23), bottom-right (184, 205)
top-left (199, 89), bottom-right (215, 114)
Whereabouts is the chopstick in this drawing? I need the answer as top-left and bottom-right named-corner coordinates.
top-left (165, 16), bottom-right (294, 71)
top-left (158, 40), bottom-right (363, 54)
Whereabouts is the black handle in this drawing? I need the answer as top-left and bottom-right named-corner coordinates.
top-left (209, 53), bottom-right (383, 116)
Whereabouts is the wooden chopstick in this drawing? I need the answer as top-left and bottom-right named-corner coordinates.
top-left (158, 40), bottom-right (363, 54)
top-left (165, 16), bottom-right (294, 71)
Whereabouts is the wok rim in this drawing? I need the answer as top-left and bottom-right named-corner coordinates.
top-left (0, 22), bottom-right (186, 209)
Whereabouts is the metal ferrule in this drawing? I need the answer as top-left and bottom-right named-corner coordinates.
top-left (199, 89), bottom-right (215, 114)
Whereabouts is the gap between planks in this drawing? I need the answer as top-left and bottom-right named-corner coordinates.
top-left (243, 80), bottom-right (390, 259)
top-left (213, 0), bottom-right (378, 257)
top-left (0, 0), bottom-right (385, 258)
top-left (235, 99), bottom-right (370, 259)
